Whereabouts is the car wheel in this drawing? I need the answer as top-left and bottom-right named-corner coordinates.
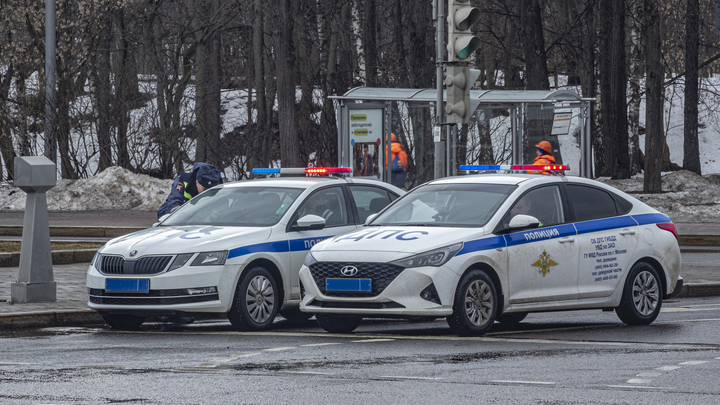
top-left (102, 314), bottom-right (145, 330)
top-left (447, 269), bottom-right (497, 336)
top-left (280, 309), bottom-right (312, 322)
top-left (315, 314), bottom-right (362, 333)
top-left (228, 266), bottom-right (280, 331)
top-left (616, 262), bottom-right (662, 325)
top-left (496, 312), bottom-right (528, 325)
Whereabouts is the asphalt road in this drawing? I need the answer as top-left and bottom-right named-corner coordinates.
top-left (1, 296), bottom-right (719, 404)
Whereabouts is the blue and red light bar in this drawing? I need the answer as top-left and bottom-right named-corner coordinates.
top-left (251, 167), bottom-right (352, 176)
top-left (459, 164), bottom-right (570, 172)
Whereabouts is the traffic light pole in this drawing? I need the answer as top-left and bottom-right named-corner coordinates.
top-left (434, 0), bottom-right (446, 180)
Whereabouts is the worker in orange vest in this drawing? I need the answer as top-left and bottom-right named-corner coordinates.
top-left (389, 133), bottom-right (408, 189)
top-left (529, 140), bottom-right (555, 174)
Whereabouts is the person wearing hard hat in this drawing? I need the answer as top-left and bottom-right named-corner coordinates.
top-left (529, 140), bottom-right (555, 175)
top-left (389, 133), bottom-right (408, 189)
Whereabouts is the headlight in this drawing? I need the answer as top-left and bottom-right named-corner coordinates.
top-left (303, 252), bottom-right (318, 267)
top-left (390, 242), bottom-right (463, 268)
top-left (191, 251), bottom-right (228, 266)
top-left (168, 253), bottom-right (194, 271)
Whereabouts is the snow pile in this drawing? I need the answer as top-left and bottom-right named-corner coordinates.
top-left (0, 166), bottom-right (173, 211)
top-left (597, 170), bottom-right (720, 223)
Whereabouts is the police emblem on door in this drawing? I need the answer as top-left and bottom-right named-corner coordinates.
top-left (531, 250), bottom-right (558, 277)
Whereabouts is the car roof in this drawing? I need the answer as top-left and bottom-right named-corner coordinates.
top-left (426, 173), bottom-right (558, 186)
top-left (217, 176), bottom-right (400, 190)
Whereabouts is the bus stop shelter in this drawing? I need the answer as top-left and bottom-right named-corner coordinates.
top-left (331, 88), bottom-right (594, 185)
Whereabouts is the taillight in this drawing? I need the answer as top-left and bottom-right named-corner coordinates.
top-left (657, 223), bottom-right (678, 239)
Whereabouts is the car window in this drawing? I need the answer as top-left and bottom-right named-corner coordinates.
top-left (566, 184), bottom-right (618, 221)
top-left (348, 185), bottom-right (398, 223)
top-left (162, 186), bottom-right (303, 226)
top-left (371, 183), bottom-right (515, 227)
top-left (295, 187), bottom-right (349, 227)
top-left (505, 185), bottom-right (564, 228)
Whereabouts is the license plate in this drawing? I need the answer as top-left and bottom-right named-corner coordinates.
top-left (326, 278), bottom-right (371, 292)
top-left (105, 279), bottom-right (150, 293)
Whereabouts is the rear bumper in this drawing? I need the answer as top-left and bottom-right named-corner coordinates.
top-left (666, 276), bottom-right (684, 299)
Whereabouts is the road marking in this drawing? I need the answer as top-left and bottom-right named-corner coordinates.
top-left (209, 357), bottom-right (235, 363)
top-left (279, 371), bottom-right (331, 376)
top-left (661, 307), bottom-right (720, 313)
top-left (491, 380), bottom-right (555, 385)
top-left (679, 360), bottom-right (709, 365)
top-left (263, 347), bottom-right (296, 351)
top-left (231, 352), bottom-right (261, 357)
top-left (656, 366), bottom-right (680, 371)
top-left (302, 343), bottom-right (341, 347)
top-left (351, 339), bottom-right (395, 343)
top-left (660, 318), bottom-right (720, 323)
top-left (0, 362), bottom-right (34, 365)
top-left (607, 385), bottom-right (672, 390)
top-left (381, 376), bottom-right (442, 380)
top-left (626, 378), bottom-right (653, 384)
top-left (636, 372), bottom-right (662, 377)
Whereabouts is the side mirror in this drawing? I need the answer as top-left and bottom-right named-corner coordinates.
top-left (509, 214), bottom-right (540, 230)
top-left (294, 214), bottom-right (326, 231)
top-left (364, 213), bottom-right (378, 225)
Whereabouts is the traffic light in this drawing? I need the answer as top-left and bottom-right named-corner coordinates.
top-left (445, 66), bottom-right (480, 123)
top-left (446, 0), bottom-right (481, 62)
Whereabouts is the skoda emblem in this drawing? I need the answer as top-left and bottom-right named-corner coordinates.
top-left (129, 250), bottom-right (138, 257)
top-left (340, 266), bottom-right (359, 277)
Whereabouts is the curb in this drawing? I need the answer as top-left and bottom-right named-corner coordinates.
top-left (0, 309), bottom-right (103, 330)
top-left (0, 249), bottom-right (97, 267)
top-left (0, 225), bottom-right (146, 238)
top-left (678, 282), bottom-right (720, 298)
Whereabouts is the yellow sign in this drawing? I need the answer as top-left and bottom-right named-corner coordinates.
top-left (531, 250), bottom-right (558, 277)
top-left (350, 114), bottom-right (368, 122)
top-left (353, 129), bottom-right (369, 136)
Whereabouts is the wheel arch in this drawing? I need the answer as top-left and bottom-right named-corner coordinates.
top-left (461, 262), bottom-right (506, 316)
top-left (240, 258), bottom-right (286, 306)
top-left (634, 256), bottom-right (666, 296)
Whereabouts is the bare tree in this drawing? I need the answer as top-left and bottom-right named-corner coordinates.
top-left (644, 0), bottom-right (663, 192)
top-left (682, 0), bottom-right (700, 174)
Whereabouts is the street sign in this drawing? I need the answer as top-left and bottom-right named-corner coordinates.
top-left (550, 112), bottom-right (572, 136)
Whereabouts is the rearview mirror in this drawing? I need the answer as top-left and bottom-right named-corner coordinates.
top-left (295, 214), bottom-right (326, 231)
top-left (509, 214), bottom-right (540, 230)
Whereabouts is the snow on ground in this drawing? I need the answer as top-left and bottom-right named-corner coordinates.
top-left (1, 165), bottom-right (718, 223)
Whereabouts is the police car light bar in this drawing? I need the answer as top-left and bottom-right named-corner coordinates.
top-left (251, 167), bottom-right (352, 176)
top-left (459, 164), bottom-right (570, 172)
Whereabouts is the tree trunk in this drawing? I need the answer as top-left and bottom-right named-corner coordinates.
top-left (114, 10), bottom-right (136, 171)
top-left (248, 0), bottom-right (268, 173)
top-left (644, 0), bottom-right (662, 193)
top-left (627, 0), bottom-right (644, 176)
top-left (94, 24), bottom-right (113, 172)
top-left (609, 0), bottom-right (629, 179)
top-left (683, 0), bottom-right (701, 174)
top-left (597, 0), bottom-right (612, 176)
top-left (273, 0), bottom-right (302, 167)
top-left (362, 0), bottom-right (378, 87)
top-left (0, 64), bottom-right (16, 180)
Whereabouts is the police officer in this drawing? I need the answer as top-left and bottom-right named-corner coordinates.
top-left (157, 162), bottom-right (223, 219)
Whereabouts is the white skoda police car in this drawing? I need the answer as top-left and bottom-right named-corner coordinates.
top-left (298, 165), bottom-right (683, 336)
top-left (86, 168), bottom-right (403, 330)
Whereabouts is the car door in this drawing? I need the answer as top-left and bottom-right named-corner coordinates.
top-left (504, 185), bottom-right (579, 304)
top-left (346, 184), bottom-right (400, 224)
top-left (285, 186), bottom-right (358, 299)
top-left (566, 183), bottom-right (639, 299)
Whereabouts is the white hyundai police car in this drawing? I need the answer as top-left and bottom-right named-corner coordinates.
top-left (86, 168), bottom-right (403, 330)
top-left (298, 165), bottom-right (683, 336)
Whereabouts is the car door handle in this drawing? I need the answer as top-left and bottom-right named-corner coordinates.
top-left (619, 229), bottom-right (636, 235)
top-left (558, 237), bottom-right (575, 243)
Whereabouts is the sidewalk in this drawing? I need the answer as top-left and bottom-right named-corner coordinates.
top-left (0, 211), bottom-right (719, 329)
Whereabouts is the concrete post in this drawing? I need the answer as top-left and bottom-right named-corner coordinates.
top-left (11, 156), bottom-right (57, 303)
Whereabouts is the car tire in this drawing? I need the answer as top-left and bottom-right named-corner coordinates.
top-left (616, 262), bottom-right (662, 325)
top-left (315, 314), bottom-right (362, 333)
top-left (228, 266), bottom-right (280, 331)
top-left (496, 312), bottom-right (528, 325)
top-left (280, 309), bottom-right (312, 322)
top-left (447, 269), bottom-right (497, 336)
top-left (102, 314), bottom-right (145, 330)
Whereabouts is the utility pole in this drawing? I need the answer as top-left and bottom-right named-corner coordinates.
top-left (434, 0), bottom-right (446, 180)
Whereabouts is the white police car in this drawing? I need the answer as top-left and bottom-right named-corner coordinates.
top-left (86, 168), bottom-right (403, 330)
top-left (298, 165), bottom-right (683, 336)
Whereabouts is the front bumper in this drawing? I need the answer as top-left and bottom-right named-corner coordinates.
top-left (86, 262), bottom-right (241, 314)
top-left (298, 264), bottom-right (457, 318)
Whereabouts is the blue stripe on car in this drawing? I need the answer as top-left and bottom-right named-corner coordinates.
top-left (227, 236), bottom-right (334, 259)
top-left (573, 216), bottom-right (638, 235)
top-left (631, 212), bottom-right (672, 225)
top-left (458, 236), bottom-right (506, 255)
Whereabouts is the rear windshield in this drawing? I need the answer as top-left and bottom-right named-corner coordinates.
top-left (162, 186), bottom-right (303, 226)
top-left (370, 183), bottom-right (515, 227)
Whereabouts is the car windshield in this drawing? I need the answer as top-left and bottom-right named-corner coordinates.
top-left (370, 183), bottom-right (515, 227)
top-left (162, 186), bottom-right (303, 227)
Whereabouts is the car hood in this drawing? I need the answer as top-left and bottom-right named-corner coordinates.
top-left (100, 225), bottom-right (272, 258)
top-left (313, 226), bottom-right (484, 255)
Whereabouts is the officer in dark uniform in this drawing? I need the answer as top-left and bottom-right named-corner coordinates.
top-left (157, 162), bottom-right (223, 219)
